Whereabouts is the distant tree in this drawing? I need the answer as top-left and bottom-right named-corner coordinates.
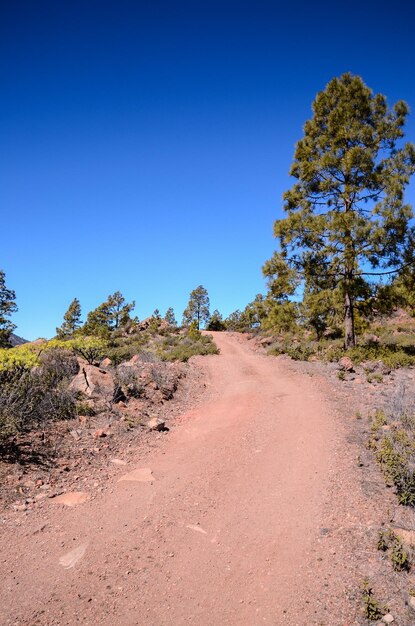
top-left (106, 291), bottom-right (135, 329)
top-left (267, 73), bottom-right (415, 348)
top-left (82, 304), bottom-right (111, 338)
top-left (164, 307), bottom-right (177, 326)
top-left (0, 270), bottom-right (18, 348)
top-left (56, 298), bottom-right (82, 339)
top-left (81, 291), bottom-right (135, 337)
top-left (206, 309), bottom-right (226, 331)
top-left (182, 285), bottom-right (210, 329)
top-left (152, 308), bottom-right (161, 320)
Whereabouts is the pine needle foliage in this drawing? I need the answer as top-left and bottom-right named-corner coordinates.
top-left (268, 73), bottom-right (415, 348)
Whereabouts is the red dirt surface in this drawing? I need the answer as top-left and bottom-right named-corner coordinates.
top-left (0, 332), bottom-right (386, 624)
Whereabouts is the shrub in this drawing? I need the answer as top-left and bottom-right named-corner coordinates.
top-left (361, 580), bottom-right (387, 621)
top-left (0, 348), bottom-right (78, 445)
top-left (268, 336), bottom-right (319, 361)
top-left (377, 529), bottom-right (411, 571)
top-left (158, 334), bottom-right (219, 362)
top-left (0, 345), bottom-right (39, 371)
top-left (70, 337), bottom-right (109, 365)
top-left (115, 365), bottom-right (144, 399)
top-left (370, 409), bottom-right (415, 507)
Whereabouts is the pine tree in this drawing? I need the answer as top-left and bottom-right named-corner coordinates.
top-left (105, 291), bottom-right (135, 329)
top-left (164, 307), bottom-right (177, 326)
top-left (82, 291), bottom-right (135, 336)
top-left (0, 270), bottom-right (18, 348)
top-left (268, 73), bottom-right (415, 348)
top-left (182, 285), bottom-right (210, 330)
top-left (56, 298), bottom-right (82, 338)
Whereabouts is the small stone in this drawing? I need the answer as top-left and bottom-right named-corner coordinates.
top-left (92, 429), bottom-right (107, 439)
top-left (110, 459), bottom-right (127, 466)
top-left (383, 614), bottom-right (394, 624)
top-left (338, 356), bottom-right (354, 372)
top-left (409, 596), bottom-right (415, 612)
top-left (12, 504), bottom-right (27, 512)
top-left (146, 418), bottom-right (166, 432)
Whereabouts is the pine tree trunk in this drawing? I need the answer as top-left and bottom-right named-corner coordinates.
top-left (344, 289), bottom-right (356, 349)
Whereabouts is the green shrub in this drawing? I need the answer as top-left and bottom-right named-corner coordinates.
top-left (158, 333), bottom-right (219, 362)
top-left (346, 344), bottom-right (415, 369)
top-left (361, 579), bottom-right (387, 620)
top-left (370, 410), bottom-right (415, 507)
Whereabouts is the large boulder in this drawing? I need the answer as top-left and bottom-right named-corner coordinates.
top-left (69, 364), bottom-right (115, 399)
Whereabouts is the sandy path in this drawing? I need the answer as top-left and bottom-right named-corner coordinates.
top-left (1, 332), bottom-right (347, 625)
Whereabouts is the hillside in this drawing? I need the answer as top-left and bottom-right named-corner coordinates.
top-left (8, 332), bottom-right (28, 347)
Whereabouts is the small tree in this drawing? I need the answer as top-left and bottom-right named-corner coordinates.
top-left (164, 307), bottom-right (177, 326)
top-left (182, 285), bottom-right (210, 329)
top-left (0, 270), bottom-right (18, 348)
top-left (268, 73), bottom-right (415, 348)
top-left (206, 309), bottom-right (226, 331)
top-left (56, 298), bottom-right (82, 339)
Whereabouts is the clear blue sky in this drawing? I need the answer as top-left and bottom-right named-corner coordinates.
top-left (1, 0), bottom-right (415, 339)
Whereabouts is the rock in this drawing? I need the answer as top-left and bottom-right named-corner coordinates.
top-left (92, 429), bottom-right (107, 439)
top-left (361, 360), bottom-right (391, 376)
top-left (258, 336), bottom-right (273, 346)
top-left (137, 317), bottom-right (152, 331)
top-left (110, 458), bottom-right (127, 466)
top-left (393, 528), bottom-right (415, 547)
top-left (118, 468), bottom-right (154, 483)
top-left (338, 357), bottom-right (354, 372)
top-left (59, 543), bottom-right (88, 569)
top-left (52, 492), bottom-right (90, 507)
top-left (364, 333), bottom-right (380, 345)
top-left (146, 418), bottom-right (166, 432)
top-left (100, 357), bottom-right (112, 368)
top-left (69, 364), bottom-right (115, 399)
top-left (12, 503), bottom-right (27, 512)
top-left (409, 596), bottom-right (415, 612)
top-left (383, 614), bottom-right (394, 624)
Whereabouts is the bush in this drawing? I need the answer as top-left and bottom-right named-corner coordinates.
top-left (115, 365), bottom-right (144, 398)
top-left (346, 345), bottom-right (415, 369)
top-left (158, 332), bottom-right (219, 362)
top-left (370, 409), bottom-right (415, 507)
top-left (0, 348), bottom-right (78, 445)
top-left (268, 336), bottom-right (319, 361)
top-left (70, 337), bottom-right (109, 365)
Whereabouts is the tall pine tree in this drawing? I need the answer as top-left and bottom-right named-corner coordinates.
top-left (268, 73), bottom-right (415, 348)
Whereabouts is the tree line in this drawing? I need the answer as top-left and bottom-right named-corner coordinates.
top-left (0, 278), bottom-right (231, 345)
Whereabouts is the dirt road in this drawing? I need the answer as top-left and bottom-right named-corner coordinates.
top-left (1, 332), bottom-right (362, 625)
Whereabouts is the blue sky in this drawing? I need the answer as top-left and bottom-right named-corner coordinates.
top-left (1, 0), bottom-right (415, 339)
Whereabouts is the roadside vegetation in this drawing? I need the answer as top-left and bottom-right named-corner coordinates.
top-left (0, 285), bottom-right (218, 450)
